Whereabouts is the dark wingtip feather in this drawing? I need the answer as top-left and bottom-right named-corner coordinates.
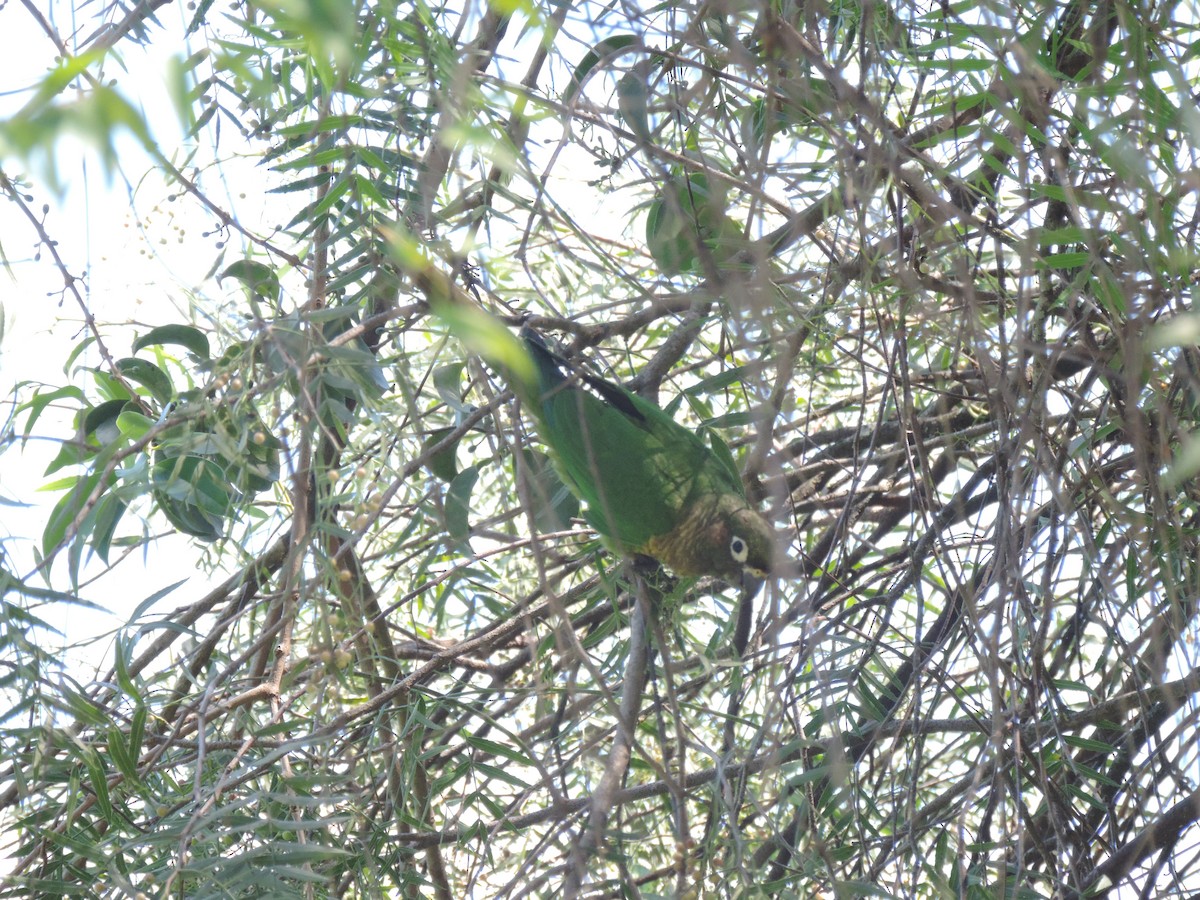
top-left (580, 370), bottom-right (645, 423)
top-left (519, 327), bottom-right (647, 425)
top-left (519, 326), bottom-right (567, 392)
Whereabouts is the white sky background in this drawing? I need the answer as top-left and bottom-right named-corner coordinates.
top-left (0, 1), bottom-right (617, 671)
top-left (0, 2), bottom-right (262, 669)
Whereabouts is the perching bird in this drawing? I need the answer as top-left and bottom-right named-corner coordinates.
top-left (509, 328), bottom-right (775, 593)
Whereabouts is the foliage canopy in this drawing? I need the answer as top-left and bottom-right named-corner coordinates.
top-left (2, 0), bottom-right (1200, 897)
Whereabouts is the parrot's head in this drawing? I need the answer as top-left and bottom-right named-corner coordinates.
top-left (650, 495), bottom-right (776, 594)
top-left (719, 505), bottom-right (776, 596)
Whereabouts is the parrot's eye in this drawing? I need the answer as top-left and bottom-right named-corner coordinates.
top-left (730, 535), bottom-right (748, 564)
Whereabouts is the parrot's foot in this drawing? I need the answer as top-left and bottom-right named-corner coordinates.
top-left (630, 553), bottom-right (662, 579)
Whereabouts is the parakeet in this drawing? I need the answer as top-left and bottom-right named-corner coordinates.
top-left (509, 328), bottom-right (775, 593)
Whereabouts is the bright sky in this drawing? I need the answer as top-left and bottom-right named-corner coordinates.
top-left (0, 4), bottom-right (269, 670)
top-left (0, 0), bottom-right (624, 673)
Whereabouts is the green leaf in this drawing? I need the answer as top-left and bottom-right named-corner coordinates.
top-left (433, 303), bottom-right (534, 389)
top-left (268, 171), bottom-right (334, 194)
top-left (703, 409), bottom-right (758, 430)
top-left (116, 409), bottom-right (156, 441)
top-left (106, 722), bottom-right (139, 783)
top-left (433, 362), bottom-right (468, 411)
top-left (445, 465), bottom-right (479, 548)
top-left (687, 365), bottom-right (750, 396)
top-left (63, 334), bottom-right (97, 374)
top-left (151, 453), bottom-right (235, 539)
top-left (0, 62), bottom-right (156, 188)
top-left (472, 760), bottom-right (532, 788)
top-left (82, 748), bottom-right (114, 821)
top-left (17, 385), bottom-right (86, 436)
top-left (516, 448), bottom-right (579, 533)
top-left (115, 357), bottom-right (174, 405)
top-left (1041, 251), bottom-right (1092, 269)
top-left (1164, 433), bottom-right (1200, 490)
top-left (220, 260), bottom-right (281, 302)
top-left (565, 35), bottom-right (640, 103)
top-left (129, 578), bottom-right (190, 621)
top-left (88, 493), bottom-right (127, 564)
top-left (617, 70), bottom-right (650, 141)
top-left (152, 455), bottom-right (235, 517)
top-left (154, 490), bottom-right (224, 541)
top-left (913, 55), bottom-right (994, 72)
top-left (224, 422), bottom-right (281, 495)
top-left (645, 169), bottom-right (735, 276)
top-left (704, 429), bottom-right (743, 490)
top-left (274, 115), bottom-right (365, 138)
top-left (646, 190), bottom-right (695, 276)
top-left (1149, 313), bottom-right (1200, 349)
top-left (421, 426), bottom-right (461, 482)
top-left (324, 342), bottom-right (388, 398)
top-left (1062, 734), bottom-right (1116, 753)
top-left (133, 324), bottom-right (211, 360)
top-left (42, 473), bottom-right (100, 560)
top-left (1065, 783), bottom-right (1109, 810)
top-left (740, 99), bottom-right (771, 157)
top-left (113, 632), bottom-right (139, 699)
top-left (59, 681), bottom-right (108, 726)
top-left (91, 369), bottom-right (134, 403)
top-left (463, 732), bottom-right (538, 767)
top-left (129, 705), bottom-right (147, 763)
top-left (83, 398), bottom-right (130, 445)
top-left (43, 439), bottom-right (90, 477)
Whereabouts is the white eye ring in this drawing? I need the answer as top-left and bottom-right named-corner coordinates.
top-left (730, 535), bottom-right (748, 563)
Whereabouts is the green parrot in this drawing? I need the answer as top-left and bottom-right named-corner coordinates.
top-left (509, 328), bottom-right (775, 593)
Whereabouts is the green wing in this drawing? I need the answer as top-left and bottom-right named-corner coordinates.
top-left (518, 331), bottom-right (743, 553)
